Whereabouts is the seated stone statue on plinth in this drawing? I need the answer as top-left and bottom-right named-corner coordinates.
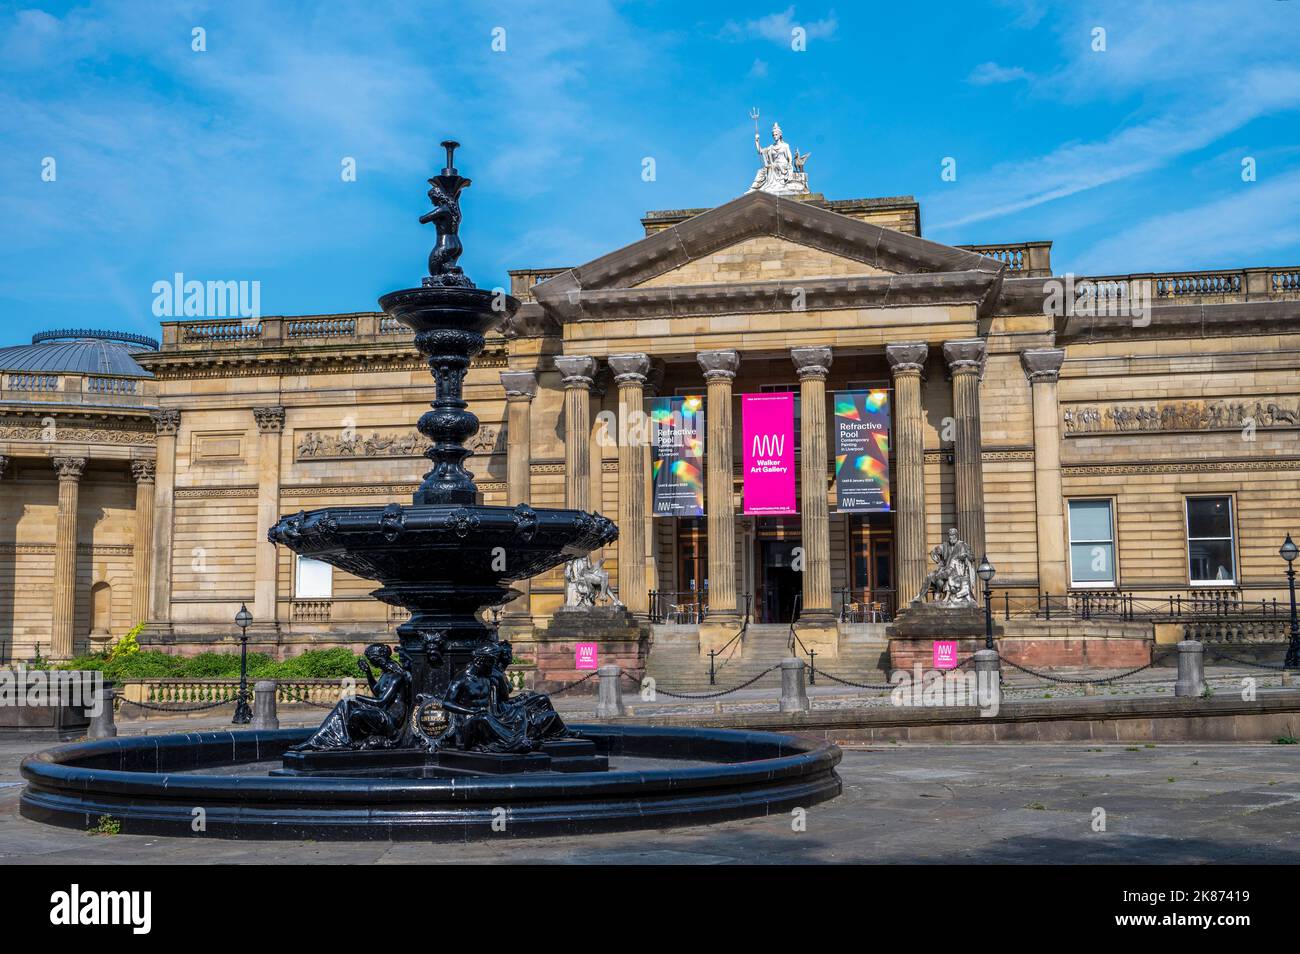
top-left (913, 527), bottom-right (978, 609)
top-left (564, 554), bottom-right (622, 608)
top-left (746, 121), bottom-right (811, 197)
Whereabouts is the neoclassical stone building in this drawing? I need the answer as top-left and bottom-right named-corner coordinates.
top-left (2, 189), bottom-right (1297, 671)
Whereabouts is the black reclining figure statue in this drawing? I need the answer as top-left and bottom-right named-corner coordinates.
top-left (289, 643), bottom-right (411, 752)
top-left (418, 641), bottom-right (569, 754)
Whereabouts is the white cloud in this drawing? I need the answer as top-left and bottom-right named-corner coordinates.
top-left (721, 7), bottom-right (838, 44)
top-left (1074, 168), bottom-right (1300, 273)
top-left (968, 62), bottom-right (1031, 85)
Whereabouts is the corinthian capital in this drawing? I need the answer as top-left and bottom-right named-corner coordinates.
top-left (131, 459), bottom-right (156, 483)
top-left (696, 349), bottom-right (740, 382)
top-left (554, 355), bottom-right (598, 389)
top-left (886, 342), bottom-right (929, 377)
top-left (791, 346), bottom-right (832, 380)
top-left (607, 352), bottom-right (651, 386)
top-left (53, 456), bottom-right (87, 481)
top-left (943, 338), bottom-right (987, 377)
top-left (1021, 348), bottom-right (1066, 384)
top-left (500, 370), bottom-right (539, 401)
top-left (151, 408), bottom-right (181, 436)
top-left (253, 406), bottom-right (286, 433)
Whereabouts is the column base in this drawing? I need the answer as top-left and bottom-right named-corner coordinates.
top-left (698, 615), bottom-right (742, 656)
top-left (791, 617), bottom-right (839, 659)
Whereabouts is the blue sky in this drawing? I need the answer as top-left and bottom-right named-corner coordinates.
top-left (2, 0), bottom-right (1298, 344)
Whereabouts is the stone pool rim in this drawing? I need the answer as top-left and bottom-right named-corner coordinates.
top-left (19, 723), bottom-right (842, 840)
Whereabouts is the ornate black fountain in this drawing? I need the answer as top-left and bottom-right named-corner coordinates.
top-left (19, 143), bottom-right (841, 839)
top-left (269, 141), bottom-right (615, 760)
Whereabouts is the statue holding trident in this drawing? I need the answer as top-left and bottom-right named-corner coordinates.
top-left (746, 116), bottom-right (811, 196)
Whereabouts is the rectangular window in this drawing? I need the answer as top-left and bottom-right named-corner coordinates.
top-left (295, 555), bottom-right (333, 599)
top-left (1067, 499), bottom-right (1116, 587)
top-left (1186, 496), bottom-right (1235, 585)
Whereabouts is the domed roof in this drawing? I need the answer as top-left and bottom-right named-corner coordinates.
top-left (0, 329), bottom-right (158, 378)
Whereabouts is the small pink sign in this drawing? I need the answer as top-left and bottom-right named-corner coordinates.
top-left (933, 641), bottom-right (958, 670)
top-left (575, 642), bottom-right (599, 670)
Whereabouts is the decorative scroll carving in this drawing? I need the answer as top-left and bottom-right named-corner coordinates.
top-left (1064, 398), bottom-right (1300, 434)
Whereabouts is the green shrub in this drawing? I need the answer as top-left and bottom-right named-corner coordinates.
top-left (55, 646), bottom-right (365, 681)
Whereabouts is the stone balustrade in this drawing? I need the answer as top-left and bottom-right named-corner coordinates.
top-left (0, 372), bottom-right (157, 408)
top-left (957, 241), bottom-right (1052, 276)
top-left (122, 678), bottom-right (350, 706)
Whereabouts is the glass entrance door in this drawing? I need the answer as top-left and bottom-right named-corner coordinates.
top-left (755, 518), bottom-right (802, 623)
top-left (847, 514), bottom-right (895, 621)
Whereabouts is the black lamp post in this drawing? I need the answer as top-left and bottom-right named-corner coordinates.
top-left (232, 602), bottom-right (254, 724)
top-left (977, 555), bottom-right (996, 650)
top-left (1282, 534), bottom-right (1299, 670)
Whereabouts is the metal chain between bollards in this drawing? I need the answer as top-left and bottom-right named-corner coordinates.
top-left (996, 655), bottom-right (1158, 684)
top-left (115, 694), bottom-right (237, 713)
top-left (621, 664), bottom-right (783, 699)
top-left (545, 669), bottom-right (600, 695)
top-left (813, 670), bottom-right (895, 690)
top-left (1203, 647), bottom-right (1290, 671)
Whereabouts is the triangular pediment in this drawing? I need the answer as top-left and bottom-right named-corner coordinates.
top-left (632, 234), bottom-right (894, 288)
top-left (534, 191), bottom-right (1002, 306)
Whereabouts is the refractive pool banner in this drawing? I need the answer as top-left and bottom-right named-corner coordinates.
top-left (742, 392), bottom-right (796, 515)
top-left (650, 395), bottom-right (705, 516)
top-left (833, 389), bottom-right (891, 512)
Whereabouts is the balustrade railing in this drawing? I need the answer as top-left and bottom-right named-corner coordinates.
top-left (129, 678), bottom-right (347, 706)
top-left (180, 319), bottom-right (263, 343)
top-left (7, 373), bottom-right (58, 391)
top-left (286, 317), bottom-right (357, 339)
top-left (290, 600), bottom-right (333, 622)
top-left (86, 375), bottom-right (138, 394)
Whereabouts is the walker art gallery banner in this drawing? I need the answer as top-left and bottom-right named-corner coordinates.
top-left (833, 389), bottom-right (892, 513)
top-left (650, 395), bottom-right (706, 516)
top-left (742, 391), bottom-right (797, 515)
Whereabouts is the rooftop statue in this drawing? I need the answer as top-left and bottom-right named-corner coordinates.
top-left (913, 527), bottom-right (979, 609)
top-left (747, 119), bottom-right (811, 197)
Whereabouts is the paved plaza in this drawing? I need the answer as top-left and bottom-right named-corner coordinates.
top-left (4, 727), bottom-right (1297, 864)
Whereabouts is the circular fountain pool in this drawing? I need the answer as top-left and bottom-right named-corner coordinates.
top-left (20, 725), bottom-right (841, 841)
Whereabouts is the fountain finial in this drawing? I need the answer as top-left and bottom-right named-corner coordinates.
top-left (420, 139), bottom-right (473, 288)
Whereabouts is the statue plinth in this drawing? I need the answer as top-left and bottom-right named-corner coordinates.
top-left (536, 604), bottom-right (649, 694)
top-left (886, 601), bottom-right (1002, 671)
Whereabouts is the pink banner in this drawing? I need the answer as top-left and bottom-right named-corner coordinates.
top-left (742, 392), bottom-right (796, 515)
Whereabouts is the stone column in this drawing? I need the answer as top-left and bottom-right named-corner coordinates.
top-left (130, 459), bottom-right (155, 626)
top-left (555, 356), bottom-right (597, 512)
top-left (50, 456), bottom-right (87, 660)
top-left (887, 343), bottom-right (929, 606)
top-left (792, 346), bottom-right (833, 622)
top-left (148, 409), bottom-right (180, 629)
top-left (696, 350), bottom-right (740, 625)
top-left (500, 370), bottom-right (538, 634)
top-left (943, 339), bottom-right (987, 558)
top-left (608, 353), bottom-right (650, 616)
top-left (252, 406), bottom-right (285, 630)
top-left (1022, 348), bottom-right (1068, 595)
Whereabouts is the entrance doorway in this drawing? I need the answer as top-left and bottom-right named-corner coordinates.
top-left (846, 514), bottom-right (895, 621)
top-left (755, 518), bottom-right (801, 623)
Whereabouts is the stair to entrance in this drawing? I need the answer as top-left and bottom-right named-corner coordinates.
top-left (644, 622), bottom-right (890, 693)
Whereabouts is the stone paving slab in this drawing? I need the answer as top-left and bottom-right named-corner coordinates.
top-left (2, 740), bottom-right (1297, 864)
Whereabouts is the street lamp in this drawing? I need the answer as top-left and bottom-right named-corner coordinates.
top-left (977, 554), bottom-right (996, 651)
top-left (1281, 534), bottom-right (1299, 670)
top-left (232, 602), bottom-right (254, 724)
